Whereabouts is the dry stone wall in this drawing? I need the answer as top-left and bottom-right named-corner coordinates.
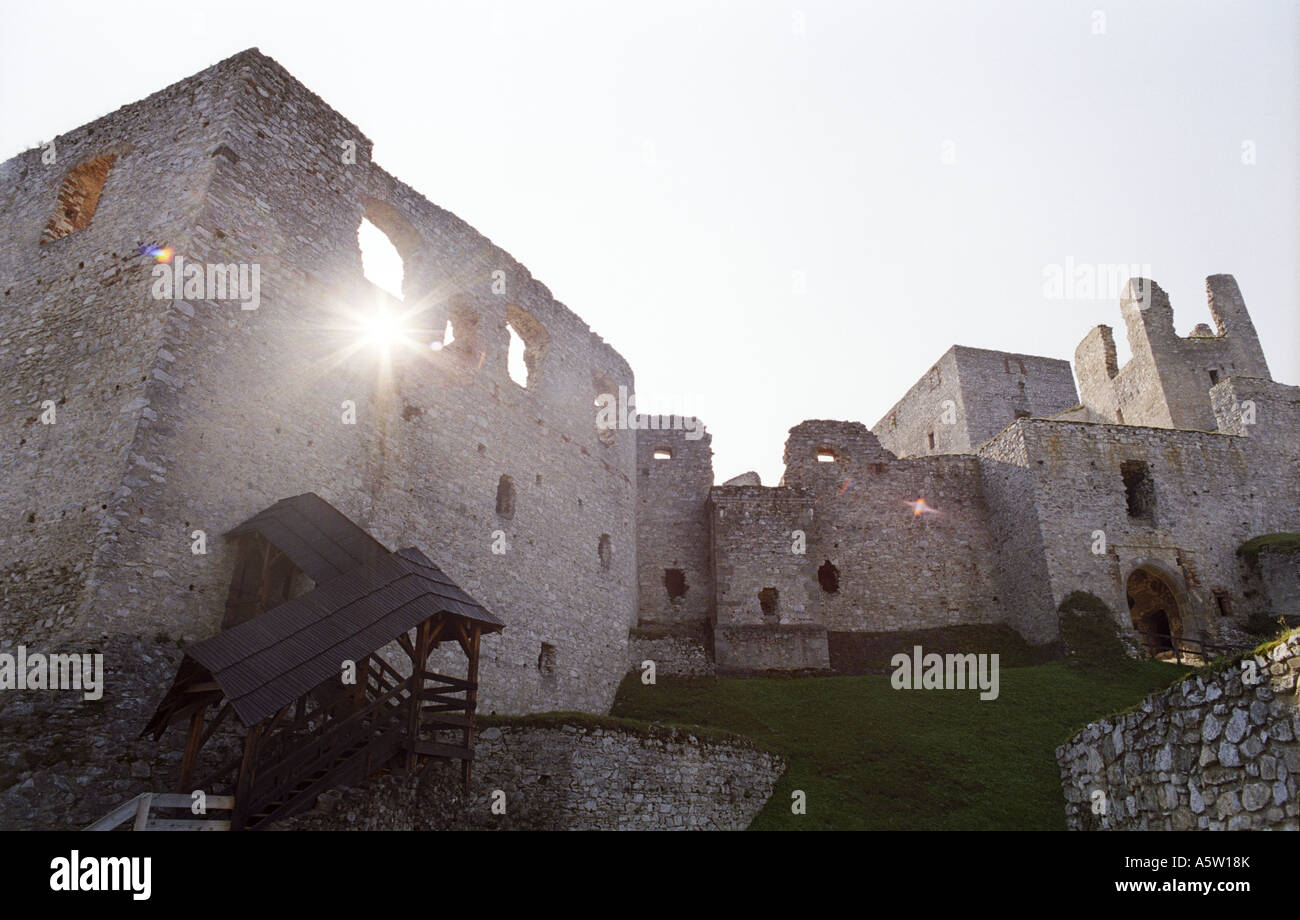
top-left (1057, 633), bottom-right (1300, 830)
top-left (627, 633), bottom-right (715, 678)
top-left (463, 721), bottom-right (784, 830)
top-left (280, 720), bottom-right (783, 830)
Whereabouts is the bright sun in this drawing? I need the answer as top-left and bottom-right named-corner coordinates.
top-left (363, 308), bottom-right (403, 347)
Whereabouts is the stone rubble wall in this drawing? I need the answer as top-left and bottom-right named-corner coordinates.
top-left (281, 721), bottom-right (784, 831)
top-left (627, 634), bottom-right (716, 678)
top-left (1056, 633), bottom-right (1300, 830)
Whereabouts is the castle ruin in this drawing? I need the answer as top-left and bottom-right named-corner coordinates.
top-left (1, 50), bottom-right (1296, 828)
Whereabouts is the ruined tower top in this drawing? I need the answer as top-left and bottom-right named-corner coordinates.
top-left (1074, 274), bottom-right (1270, 430)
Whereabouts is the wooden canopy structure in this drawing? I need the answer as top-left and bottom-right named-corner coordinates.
top-left (143, 495), bottom-right (503, 830)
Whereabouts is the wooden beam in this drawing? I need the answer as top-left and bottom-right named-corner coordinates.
top-left (178, 705), bottom-right (207, 792)
top-left (406, 619), bottom-right (431, 772)
top-left (463, 623), bottom-right (481, 793)
top-left (231, 722), bottom-right (264, 832)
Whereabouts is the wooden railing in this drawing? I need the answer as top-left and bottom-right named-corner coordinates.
top-left (240, 673), bottom-right (415, 826)
top-left (1139, 633), bottom-right (1252, 664)
top-left (86, 793), bottom-right (235, 831)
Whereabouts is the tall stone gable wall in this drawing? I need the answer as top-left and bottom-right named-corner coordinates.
top-left (0, 49), bottom-right (639, 716)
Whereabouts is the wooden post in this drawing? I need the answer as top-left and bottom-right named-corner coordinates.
top-left (178, 705), bottom-right (206, 792)
top-left (463, 623), bottom-right (481, 793)
top-left (230, 722), bottom-right (263, 832)
top-left (406, 620), bottom-right (430, 772)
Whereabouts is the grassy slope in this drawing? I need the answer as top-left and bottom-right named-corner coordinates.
top-left (611, 659), bottom-right (1187, 830)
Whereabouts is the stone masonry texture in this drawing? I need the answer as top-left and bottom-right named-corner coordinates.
top-left (1056, 633), bottom-right (1300, 830)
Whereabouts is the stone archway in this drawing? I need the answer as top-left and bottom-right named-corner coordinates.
top-left (1125, 565), bottom-right (1185, 655)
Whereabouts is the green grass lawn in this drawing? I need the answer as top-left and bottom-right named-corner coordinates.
top-left (611, 659), bottom-right (1189, 830)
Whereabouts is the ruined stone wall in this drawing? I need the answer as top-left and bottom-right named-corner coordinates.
top-left (872, 346), bottom-right (1078, 459)
top-left (781, 421), bottom-right (1005, 634)
top-left (280, 720), bottom-right (784, 830)
top-left (635, 419), bottom-right (713, 633)
top-left (627, 633), bottom-right (715, 678)
top-left (0, 49), bottom-right (640, 723)
top-left (463, 721), bottom-right (784, 829)
top-left (946, 346), bottom-right (1079, 452)
top-left (708, 485), bottom-right (825, 670)
top-left (1075, 276), bottom-right (1271, 430)
top-left (707, 421), bottom-right (1009, 670)
top-left (1000, 417), bottom-right (1300, 648)
top-left (0, 56), bottom-right (244, 645)
top-left (1252, 548), bottom-right (1300, 619)
top-left (872, 347), bottom-right (965, 457)
top-left (1057, 633), bottom-right (1300, 830)
top-left (977, 427), bottom-right (1059, 644)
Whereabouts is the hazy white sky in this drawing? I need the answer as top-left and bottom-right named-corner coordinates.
top-left (3, 0), bottom-right (1296, 484)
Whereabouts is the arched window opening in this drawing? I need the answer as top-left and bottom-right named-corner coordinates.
top-left (505, 304), bottom-right (550, 389)
top-left (357, 217), bottom-right (405, 299)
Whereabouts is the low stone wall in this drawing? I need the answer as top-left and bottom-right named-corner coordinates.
top-left (281, 718), bottom-right (784, 831)
top-left (1056, 633), bottom-right (1300, 830)
top-left (714, 623), bottom-right (829, 673)
top-left (627, 634), bottom-right (715, 678)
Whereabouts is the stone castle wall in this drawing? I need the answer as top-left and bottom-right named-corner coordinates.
top-left (0, 49), bottom-right (640, 724)
top-left (978, 404), bottom-right (1300, 647)
top-left (872, 345), bottom-right (1078, 459)
top-left (635, 420), bottom-right (713, 633)
top-left (1057, 633), bottom-right (1300, 830)
top-left (0, 56), bottom-right (242, 646)
top-left (282, 721), bottom-right (784, 831)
